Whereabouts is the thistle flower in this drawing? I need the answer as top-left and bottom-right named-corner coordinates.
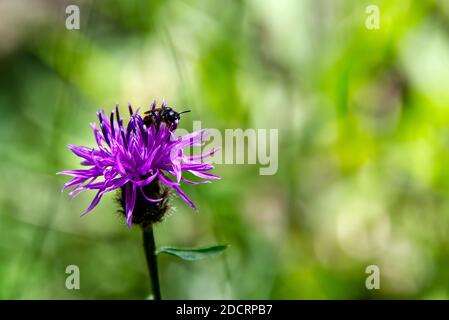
top-left (58, 101), bottom-right (220, 228)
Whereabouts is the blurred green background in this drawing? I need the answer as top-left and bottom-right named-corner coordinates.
top-left (1, 0), bottom-right (449, 299)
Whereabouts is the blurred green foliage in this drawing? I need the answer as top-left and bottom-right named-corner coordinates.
top-left (1, 0), bottom-right (449, 299)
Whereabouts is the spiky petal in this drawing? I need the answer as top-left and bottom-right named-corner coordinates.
top-left (58, 103), bottom-right (220, 227)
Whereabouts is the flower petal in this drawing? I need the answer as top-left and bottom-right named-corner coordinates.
top-left (81, 190), bottom-right (104, 217)
top-left (126, 183), bottom-right (137, 228)
top-left (181, 177), bottom-right (211, 185)
top-left (140, 186), bottom-right (163, 202)
top-left (159, 172), bottom-right (197, 210)
top-left (158, 172), bottom-right (178, 187)
top-left (172, 184), bottom-right (197, 210)
top-left (134, 171), bottom-right (158, 187)
top-left (189, 170), bottom-right (221, 180)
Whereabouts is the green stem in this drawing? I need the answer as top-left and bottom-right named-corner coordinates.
top-left (142, 224), bottom-right (162, 300)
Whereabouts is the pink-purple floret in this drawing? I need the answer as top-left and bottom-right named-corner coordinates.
top-left (58, 103), bottom-right (220, 227)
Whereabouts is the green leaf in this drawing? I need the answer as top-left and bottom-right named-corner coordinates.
top-left (157, 245), bottom-right (228, 261)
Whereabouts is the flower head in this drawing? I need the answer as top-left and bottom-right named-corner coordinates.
top-left (58, 101), bottom-right (220, 227)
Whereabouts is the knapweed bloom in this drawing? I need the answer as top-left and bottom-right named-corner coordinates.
top-left (58, 101), bottom-right (220, 227)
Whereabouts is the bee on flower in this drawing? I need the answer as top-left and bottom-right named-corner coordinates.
top-left (58, 100), bottom-right (220, 228)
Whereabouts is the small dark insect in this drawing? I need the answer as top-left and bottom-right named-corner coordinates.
top-left (144, 101), bottom-right (190, 130)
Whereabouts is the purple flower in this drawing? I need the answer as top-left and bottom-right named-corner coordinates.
top-left (58, 102), bottom-right (220, 227)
